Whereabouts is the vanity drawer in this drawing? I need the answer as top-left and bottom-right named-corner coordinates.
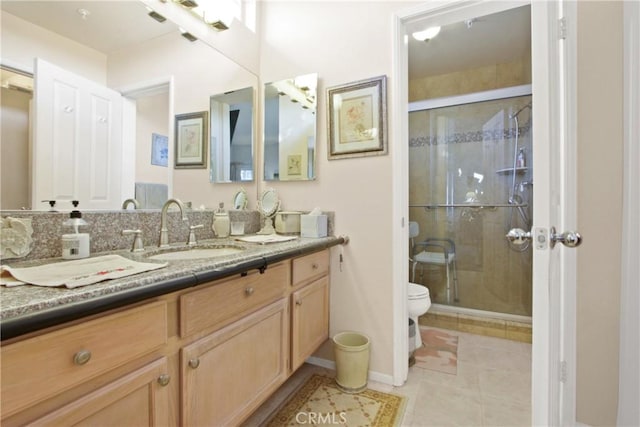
top-left (1, 300), bottom-right (167, 417)
top-left (292, 250), bottom-right (329, 288)
top-left (180, 261), bottom-right (289, 337)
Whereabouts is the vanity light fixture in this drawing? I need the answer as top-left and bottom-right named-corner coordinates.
top-left (179, 28), bottom-right (198, 42)
top-left (175, 0), bottom-right (198, 8)
top-left (412, 26), bottom-right (441, 42)
top-left (207, 20), bottom-right (229, 31)
top-left (146, 7), bottom-right (167, 23)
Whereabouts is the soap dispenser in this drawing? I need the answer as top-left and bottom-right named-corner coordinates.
top-left (212, 202), bottom-right (230, 238)
top-left (62, 200), bottom-right (90, 259)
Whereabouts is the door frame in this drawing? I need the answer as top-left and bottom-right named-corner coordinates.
top-left (391, 1), bottom-right (577, 424)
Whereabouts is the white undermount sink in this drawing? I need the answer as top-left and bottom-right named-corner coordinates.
top-left (147, 246), bottom-right (245, 261)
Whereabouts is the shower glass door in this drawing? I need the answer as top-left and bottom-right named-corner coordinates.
top-left (408, 94), bottom-right (533, 316)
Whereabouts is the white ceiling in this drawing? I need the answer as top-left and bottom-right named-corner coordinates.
top-left (408, 5), bottom-right (531, 80)
top-left (2, 2), bottom-right (530, 82)
top-left (1, 0), bottom-right (177, 54)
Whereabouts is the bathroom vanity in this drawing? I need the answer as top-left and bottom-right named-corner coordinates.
top-left (0, 238), bottom-right (337, 426)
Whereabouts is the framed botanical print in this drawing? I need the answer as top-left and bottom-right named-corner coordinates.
top-left (175, 111), bottom-right (208, 169)
top-left (327, 75), bottom-right (387, 160)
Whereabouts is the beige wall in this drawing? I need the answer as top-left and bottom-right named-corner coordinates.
top-left (1, 11), bottom-right (106, 82)
top-left (0, 88), bottom-right (31, 209)
top-left (135, 93), bottom-right (170, 185)
top-left (576, 2), bottom-right (623, 425)
top-left (259, 1), bottom-right (414, 379)
top-left (409, 56), bottom-right (532, 101)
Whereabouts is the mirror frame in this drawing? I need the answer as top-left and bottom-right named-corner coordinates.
top-left (258, 188), bottom-right (280, 217)
top-left (233, 188), bottom-right (248, 210)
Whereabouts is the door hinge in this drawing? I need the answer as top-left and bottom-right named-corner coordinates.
top-left (560, 360), bottom-right (568, 383)
top-left (559, 17), bottom-right (567, 40)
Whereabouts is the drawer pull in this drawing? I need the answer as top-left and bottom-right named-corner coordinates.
top-left (312, 263), bottom-right (319, 270)
top-left (189, 358), bottom-right (200, 369)
top-left (73, 350), bottom-right (92, 366)
top-left (245, 287), bottom-right (254, 296)
top-left (157, 374), bottom-right (171, 386)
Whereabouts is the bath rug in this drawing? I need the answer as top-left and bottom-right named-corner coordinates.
top-left (265, 374), bottom-right (406, 427)
top-left (413, 327), bottom-right (459, 375)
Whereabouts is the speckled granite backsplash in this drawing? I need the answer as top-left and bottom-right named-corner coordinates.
top-left (1, 210), bottom-right (334, 262)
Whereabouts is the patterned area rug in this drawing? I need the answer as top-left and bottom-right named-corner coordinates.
top-left (266, 374), bottom-right (406, 426)
top-left (413, 327), bottom-right (459, 375)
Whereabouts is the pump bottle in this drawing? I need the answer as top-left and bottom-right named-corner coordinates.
top-left (62, 201), bottom-right (90, 259)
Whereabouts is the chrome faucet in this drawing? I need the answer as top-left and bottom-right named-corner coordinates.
top-left (122, 198), bottom-right (140, 210)
top-left (159, 199), bottom-right (188, 247)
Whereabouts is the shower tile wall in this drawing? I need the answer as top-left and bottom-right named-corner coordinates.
top-left (409, 96), bottom-right (533, 316)
top-left (409, 56), bottom-right (532, 102)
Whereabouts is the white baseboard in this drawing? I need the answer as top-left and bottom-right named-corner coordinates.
top-left (305, 356), bottom-right (395, 386)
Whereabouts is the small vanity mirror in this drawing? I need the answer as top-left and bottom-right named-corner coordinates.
top-left (264, 73), bottom-right (317, 181)
top-left (210, 87), bottom-right (255, 183)
top-left (257, 188), bottom-right (280, 234)
top-left (233, 188), bottom-right (248, 210)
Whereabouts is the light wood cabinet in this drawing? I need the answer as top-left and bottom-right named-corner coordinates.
top-left (291, 276), bottom-right (329, 372)
top-left (181, 298), bottom-right (289, 426)
top-left (1, 249), bottom-right (331, 426)
top-left (27, 357), bottom-right (171, 427)
top-left (1, 300), bottom-right (168, 419)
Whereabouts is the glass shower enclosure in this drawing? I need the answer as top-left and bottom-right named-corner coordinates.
top-left (409, 93), bottom-right (533, 317)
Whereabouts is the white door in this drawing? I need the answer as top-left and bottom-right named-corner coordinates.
top-left (33, 58), bottom-right (127, 210)
top-left (530, 1), bottom-right (579, 425)
top-left (392, 1), bottom-right (579, 425)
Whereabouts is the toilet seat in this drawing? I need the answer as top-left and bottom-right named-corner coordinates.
top-left (408, 282), bottom-right (429, 299)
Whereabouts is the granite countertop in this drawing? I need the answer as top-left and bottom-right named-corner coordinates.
top-left (1, 235), bottom-right (344, 339)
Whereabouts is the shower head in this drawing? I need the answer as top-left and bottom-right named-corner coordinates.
top-left (509, 102), bottom-right (533, 119)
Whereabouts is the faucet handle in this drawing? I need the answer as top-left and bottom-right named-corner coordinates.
top-left (122, 229), bottom-right (144, 252)
top-left (187, 224), bottom-right (204, 246)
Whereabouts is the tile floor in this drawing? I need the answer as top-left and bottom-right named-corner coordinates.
top-left (246, 326), bottom-right (532, 426)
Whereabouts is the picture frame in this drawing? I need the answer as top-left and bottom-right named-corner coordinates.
top-left (174, 111), bottom-right (208, 169)
top-left (327, 75), bottom-right (387, 160)
top-left (151, 133), bottom-right (168, 167)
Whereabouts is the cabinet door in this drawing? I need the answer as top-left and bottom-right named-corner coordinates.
top-left (291, 276), bottom-right (329, 371)
top-left (181, 298), bottom-right (289, 426)
top-left (27, 358), bottom-right (171, 426)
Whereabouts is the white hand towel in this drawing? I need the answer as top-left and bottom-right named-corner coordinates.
top-left (1, 255), bottom-right (167, 289)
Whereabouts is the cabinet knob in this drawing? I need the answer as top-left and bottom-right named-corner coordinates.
top-left (73, 350), bottom-right (92, 366)
top-left (188, 358), bottom-right (200, 369)
top-left (312, 263), bottom-right (319, 270)
top-left (157, 374), bottom-right (171, 386)
top-left (245, 287), bottom-right (254, 296)
top-left (295, 299), bottom-right (302, 306)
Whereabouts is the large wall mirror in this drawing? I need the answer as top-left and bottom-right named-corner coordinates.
top-left (210, 87), bottom-right (254, 183)
top-left (264, 73), bottom-right (317, 181)
top-left (0, 0), bottom-right (258, 211)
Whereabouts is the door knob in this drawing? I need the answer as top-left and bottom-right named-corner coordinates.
top-left (550, 226), bottom-right (582, 248)
top-left (506, 228), bottom-right (532, 245)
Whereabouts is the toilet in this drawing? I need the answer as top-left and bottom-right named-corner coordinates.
top-left (408, 282), bottom-right (431, 349)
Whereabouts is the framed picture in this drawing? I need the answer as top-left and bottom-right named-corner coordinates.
top-left (151, 133), bottom-right (168, 167)
top-left (327, 75), bottom-right (387, 160)
top-left (175, 111), bottom-right (208, 169)
top-left (287, 154), bottom-right (302, 175)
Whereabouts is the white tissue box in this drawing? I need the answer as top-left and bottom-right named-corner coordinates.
top-left (301, 214), bottom-right (327, 238)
